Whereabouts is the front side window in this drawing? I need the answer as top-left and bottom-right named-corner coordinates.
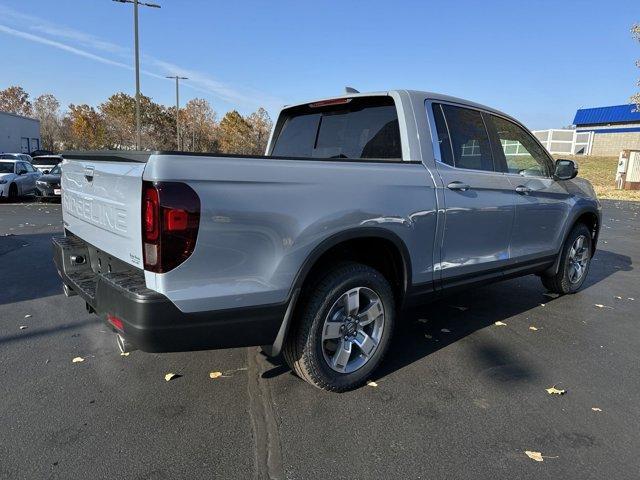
top-left (271, 97), bottom-right (401, 160)
top-left (489, 115), bottom-right (551, 177)
top-left (433, 103), bottom-right (495, 172)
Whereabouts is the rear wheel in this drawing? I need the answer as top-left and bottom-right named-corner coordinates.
top-left (541, 223), bottom-right (592, 294)
top-left (283, 262), bottom-right (395, 392)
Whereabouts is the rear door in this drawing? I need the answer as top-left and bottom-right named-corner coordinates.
top-left (486, 114), bottom-right (571, 261)
top-left (61, 158), bottom-right (146, 269)
top-left (429, 102), bottom-right (516, 287)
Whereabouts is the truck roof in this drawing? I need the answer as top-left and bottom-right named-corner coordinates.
top-left (283, 89), bottom-right (518, 125)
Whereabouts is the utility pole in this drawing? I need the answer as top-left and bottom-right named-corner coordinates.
top-left (166, 75), bottom-right (188, 150)
top-left (112, 0), bottom-right (161, 150)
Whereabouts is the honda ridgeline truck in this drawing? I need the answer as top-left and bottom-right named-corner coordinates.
top-left (53, 90), bottom-right (601, 391)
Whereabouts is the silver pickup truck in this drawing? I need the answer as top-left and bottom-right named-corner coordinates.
top-left (53, 90), bottom-right (601, 391)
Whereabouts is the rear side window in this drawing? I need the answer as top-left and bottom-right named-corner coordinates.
top-left (433, 103), bottom-right (495, 172)
top-left (271, 97), bottom-right (401, 160)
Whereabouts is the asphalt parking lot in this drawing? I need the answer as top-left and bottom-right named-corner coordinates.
top-left (1, 198), bottom-right (639, 480)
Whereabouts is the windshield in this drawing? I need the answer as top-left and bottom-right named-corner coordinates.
top-left (0, 162), bottom-right (14, 174)
top-left (31, 156), bottom-right (61, 166)
top-left (271, 96), bottom-right (401, 160)
top-left (49, 164), bottom-right (61, 175)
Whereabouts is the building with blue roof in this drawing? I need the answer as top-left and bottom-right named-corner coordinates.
top-left (572, 104), bottom-right (640, 155)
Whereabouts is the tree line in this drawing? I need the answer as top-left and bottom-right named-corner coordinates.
top-left (0, 85), bottom-right (273, 155)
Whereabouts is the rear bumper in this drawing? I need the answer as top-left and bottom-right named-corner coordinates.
top-left (52, 235), bottom-right (286, 352)
top-left (36, 185), bottom-right (61, 199)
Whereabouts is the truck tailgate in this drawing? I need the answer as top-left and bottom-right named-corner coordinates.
top-left (61, 158), bottom-right (146, 269)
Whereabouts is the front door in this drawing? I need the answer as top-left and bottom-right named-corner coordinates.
top-left (485, 114), bottom-right (571, 263)
top-left (430, 103), bottom-right (516, 288)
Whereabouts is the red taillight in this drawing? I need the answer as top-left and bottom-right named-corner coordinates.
top-left (144, 186), bottom-right (159, 241)
top-left (164, 208), bottom-right (188, 231)
top-left (107, 314), bottom-right (124, 331)
top-left (142, 181), bottom-right (200, 273)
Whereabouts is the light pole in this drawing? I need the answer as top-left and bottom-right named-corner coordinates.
top-left (112, 0), bottom-right (160, 150)
top-left (166, 75), bottom-right (188, 150)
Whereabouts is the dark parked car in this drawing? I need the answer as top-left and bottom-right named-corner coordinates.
top-left (35, 163), bottom-right (61, 201)
top-left (31, 154), bottom-right (63, 173)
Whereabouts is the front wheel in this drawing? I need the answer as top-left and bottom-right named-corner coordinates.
top-left (283, 263), bottom-right (395, 392)
top-left (541, 223), bottom-right (592, 294)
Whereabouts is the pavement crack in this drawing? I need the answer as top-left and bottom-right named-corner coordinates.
top-left (247, 347), bottom-right (284, 480)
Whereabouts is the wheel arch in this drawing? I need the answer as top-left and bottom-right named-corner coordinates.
top-left (263, 227), bottom-right (412, 357)
top-left (544, 205), bottom-right (600, 277)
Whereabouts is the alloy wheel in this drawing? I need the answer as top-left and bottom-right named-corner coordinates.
top-left (321, 287), bottom-right (385, 374)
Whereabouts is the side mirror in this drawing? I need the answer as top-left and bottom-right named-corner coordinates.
top-left (554, 159), bottom-right (578, 181)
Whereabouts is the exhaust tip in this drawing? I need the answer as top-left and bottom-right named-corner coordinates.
top-left (116, 333), bottom-right (137, 354)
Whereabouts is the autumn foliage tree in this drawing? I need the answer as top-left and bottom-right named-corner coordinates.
top-left (1, 84), bottom-right (273, 153)
top-left (0, 86), bottom-right (33, 117)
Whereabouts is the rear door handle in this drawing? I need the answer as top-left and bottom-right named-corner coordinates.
top-left (447, 181), bottom-right (471, 191)
top-left (515, 185), bottom-right (532, 194)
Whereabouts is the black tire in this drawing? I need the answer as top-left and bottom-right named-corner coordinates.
top-left (541, 223), bottom-right (592, 294)
top-left (8, 183), bottom-right (18, 201)
top-left (282, 262), bottom-right (395, 392)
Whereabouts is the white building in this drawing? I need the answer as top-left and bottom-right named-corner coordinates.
top-left (532, 129), bottom-right (593, 156)
top-left (0, 111), bottom-right (41, 154)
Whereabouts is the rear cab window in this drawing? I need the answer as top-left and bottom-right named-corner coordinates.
top-left (270, 96), bottom-right (402, 160)
top-left (431, 103), bottom-right (496, 172)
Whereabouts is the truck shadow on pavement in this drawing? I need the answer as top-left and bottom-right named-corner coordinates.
top-left (262, 248), bottom-right (632, 384)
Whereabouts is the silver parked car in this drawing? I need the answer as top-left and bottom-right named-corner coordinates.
top-left (53, 90), bottom-right (601, 391)
top-left (0, 157), bottom-right (42, 200)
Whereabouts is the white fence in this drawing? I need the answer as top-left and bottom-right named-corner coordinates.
top-left (532, 129), bottom-right (593, 155)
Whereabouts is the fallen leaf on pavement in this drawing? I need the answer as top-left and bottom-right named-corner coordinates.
top-left (494, 321), bottom-right (507, 326)
top-left (441, 328), bottom-right (451, 333)
top-left (540, 303), bottom-right (546, 307)
top-left (366, 380), bottom-right (378, 387)
top-left (614, 296), bottom-right (622, 300)
top-left (529, 326), bottom-right (538, 331)
top-left (594, 304), bottom-right (613, 309)
top-left (209, 371), bottom-right (223, 379)
top-left (451, 306), bottom-right (467, 311)
top-left (424, 334), bottom-right (432, 339)
top-left (120, 352), bottom-right (130, 357)
top-left (72, 357), bottom-right (84, 363)
top-left (164, 373), bottom-right (180, 382)
top-left (24, 314), bottom-right (31, 318)
top-left (417, 318), bottom-right (429, 324)
top-left (591, 407), bottom-right (602, 412)
top-left (525, 451), bottom-right (544, 462)
top-left (545, 385), bottom-right (566, 395)
top-left (19, 325), bottom-right (28, 330)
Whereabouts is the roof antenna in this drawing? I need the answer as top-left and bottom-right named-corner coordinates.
top-left (345, 86), bottom-right (359, 94)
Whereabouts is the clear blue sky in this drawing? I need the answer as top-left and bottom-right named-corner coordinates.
top-left (0, 0), bottom-right (637, 129)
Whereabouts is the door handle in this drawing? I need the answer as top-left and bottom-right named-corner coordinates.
top-left (447, 181), bottom-right (471, 191)
top-left (515, 185), bottom-right (532, 195)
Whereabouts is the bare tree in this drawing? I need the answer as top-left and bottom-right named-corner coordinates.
top-left (0, 85), bottom-right (33, 117)
top-left (246, 107), bottom-right (273, 155)
top-left (182, 98), bottom-right (218, 152)
top-left (34, 94), bottom-right (62, 151)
